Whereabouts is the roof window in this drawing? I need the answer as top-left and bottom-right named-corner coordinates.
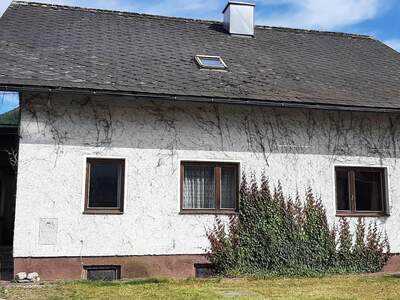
top-left (195, 55), bottom-right (227, 70)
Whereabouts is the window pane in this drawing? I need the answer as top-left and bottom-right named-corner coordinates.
top-left (86, 267), bottom-right (120, 281)
top-left (200, 58), bottom-right (224, 67)
top-left (89, 162), bottom-right (120, 208)
top-left (183, 166), bottom-right (215, 209)
top-left (336, 170), bottom-right (350, 210)
top-left (355, 171), bottom-right (383, 211)
top-left (0, 92), bottom-right (19, 126)
top-left (195, 55), bottom-right (227, 69)
top-left (221, 167), bottom-right (237, 209)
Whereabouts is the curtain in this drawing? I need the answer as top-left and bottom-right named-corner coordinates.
top-left (221, 167), bottom-right (236, 209)
top-left (184, 166), bottom-right (215, 209)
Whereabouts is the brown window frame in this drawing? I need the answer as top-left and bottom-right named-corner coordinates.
top-left (180, 161), bottom-right (239, 215)
top-left (84, 158), bottom-right (125, 215)
top-left (335, 166), bottom-right (388, 217)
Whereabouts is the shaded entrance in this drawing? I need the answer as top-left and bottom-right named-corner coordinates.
top-left (0, 126), bottom-right (18, 246)
top-left (0, 106), bottom-right (19, 280)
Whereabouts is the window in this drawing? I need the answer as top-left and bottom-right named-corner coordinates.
top-left (195, 55), bottom-right (227, 70)
top-left (194, 264), bottom-right (215, 278)
top-left (84, 158), bottom-right (125, 214)
top-left (0, 92), bottom-right (19, 126)
top-left (85, 266), bottom-right (121, 281)
top-left (180, 161), bottom-right (239, 214)
top-left (335, 167), bottom-right (387, 216)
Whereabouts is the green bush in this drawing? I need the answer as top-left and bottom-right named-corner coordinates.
top-left (207, 174), bottom-right (390, 276)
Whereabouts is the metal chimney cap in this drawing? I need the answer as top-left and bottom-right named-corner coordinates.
top-left (223, 1), bottom-right (256, 36)
top-left (222, 1), bottom-right (256, 13)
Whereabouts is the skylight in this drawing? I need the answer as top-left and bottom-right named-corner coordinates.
top-left (195, 55), bottom-right (227, 70)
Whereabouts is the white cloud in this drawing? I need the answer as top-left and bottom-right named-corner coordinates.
top-left (258, 0), bottom-right (386, 30)
top-left (384, 39), bottom-right (400, 52)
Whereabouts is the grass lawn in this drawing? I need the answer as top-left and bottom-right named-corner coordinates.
top-left (1, 274), bottom-right (400, 300)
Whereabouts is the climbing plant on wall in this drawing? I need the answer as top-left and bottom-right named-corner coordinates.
top-left (207, 174), bottom-right (390, 276)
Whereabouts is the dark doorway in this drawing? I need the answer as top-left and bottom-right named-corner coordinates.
top-left (0, 125), bottom-right (19, 280)
top-left (0, 126), bottom-right (18, 246)
top-left (0, 92), bottom-right (19, 280)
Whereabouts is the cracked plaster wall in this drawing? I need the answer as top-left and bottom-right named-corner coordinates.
top-left (12, 93), bottom-right (400, 257)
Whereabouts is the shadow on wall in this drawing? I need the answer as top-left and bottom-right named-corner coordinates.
top-left (19, 92), bottom-right (400, 160)
top-left (0, 126), bottom-right (18, 246)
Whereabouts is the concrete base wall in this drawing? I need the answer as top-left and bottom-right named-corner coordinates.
top-left (14, 255), bottom-right (207, 280)
top-left (382, 255), bottom-right (400, 273)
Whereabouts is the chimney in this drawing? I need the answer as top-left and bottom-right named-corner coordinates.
top-left (223, 1), bottom-right (255, 36)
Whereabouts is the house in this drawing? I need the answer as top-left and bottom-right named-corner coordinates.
top-left (0, 0), bottom-right (400, 281)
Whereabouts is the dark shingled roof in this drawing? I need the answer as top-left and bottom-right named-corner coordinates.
top-left (0, 1), bottom-right (400, 110)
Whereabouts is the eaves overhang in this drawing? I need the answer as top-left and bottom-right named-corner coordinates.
top-left (2, 84), bottom-right (400, 114)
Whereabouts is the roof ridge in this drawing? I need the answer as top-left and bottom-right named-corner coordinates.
top-left (10, 1), bottom-right (373, 40)
top-left (10, 1), bottom-right (220, 25)
top-left (255, 25), bottom-right (372, 39)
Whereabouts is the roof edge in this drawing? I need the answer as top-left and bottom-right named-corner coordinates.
top-left (5, 84), bottom-right (400, 114)
top-left (10, 1), bottom-right (373, 40)
top-left (255, 25), bottom-right (372, 39)
top-left (9, 1), bottom-right (221, 25)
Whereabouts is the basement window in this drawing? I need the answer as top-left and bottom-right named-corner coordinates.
top-left (180, 161), bottom-right (239, 214)
top-left (335, 166), bottom-right (387, 217)
top-left (85, 266), bottom-right (121, 281)
top-left (84, 158), bottom-right (125, 214)
top-left (195, 264), bottom-right (215, 278)
top-left (195, 55), bottom-right (227, 70)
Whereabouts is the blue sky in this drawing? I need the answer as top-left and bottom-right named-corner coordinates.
top-left (0, 92), bottom-right (19, 114)
top-left (0, 0), bottom-right (399, 113)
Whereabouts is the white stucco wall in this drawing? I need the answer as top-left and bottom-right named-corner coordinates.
top-left (13, 93), bottom-right (400, 257)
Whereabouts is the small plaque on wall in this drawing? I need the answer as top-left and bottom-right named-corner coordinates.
top-left (39, 218), bottom-right (58, 245)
